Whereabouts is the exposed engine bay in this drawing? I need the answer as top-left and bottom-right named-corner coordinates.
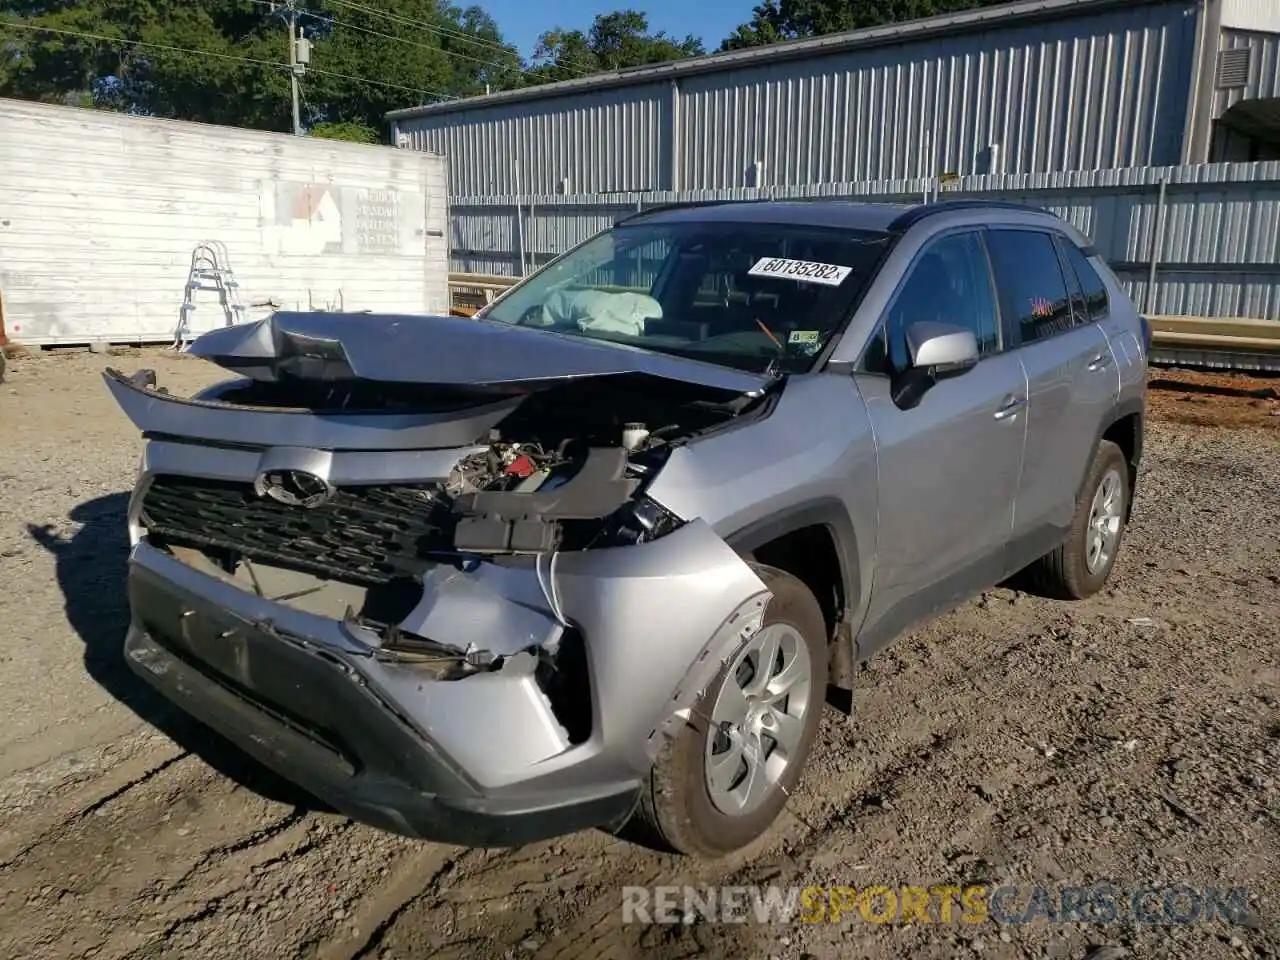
top-left (442, 373), bottom-right (762, 554)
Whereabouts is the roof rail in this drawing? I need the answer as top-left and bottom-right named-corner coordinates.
top-left (613, 199), bottom-right (743, 225)
top-left (887, 199), bottom-right (1051, 233)
top-left (615, 194), bottom-right (893, 226)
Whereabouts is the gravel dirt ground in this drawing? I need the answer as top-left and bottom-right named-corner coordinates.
top-left (0, 347), bottom-right (1277, 960)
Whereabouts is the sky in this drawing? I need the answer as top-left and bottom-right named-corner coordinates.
top-left (479, 0), bottom-right (748, 59)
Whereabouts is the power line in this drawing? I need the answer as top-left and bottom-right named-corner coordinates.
top-left (310, 0), bottom-right (593, 80)
top-left (0, 19), bottom-right (455, 101)
top-left (248, 0), bottom-right (558, 88)
top-left (0, 19), bottom-right (285, 71)
top-left (309, 64), bottom-right (452, 99)
top-left (325, 0), bottom-right (519, 57)
top-left (295, 6), bottom-right (531, 81)
top-left (322, 0), bottom-right (598, 77)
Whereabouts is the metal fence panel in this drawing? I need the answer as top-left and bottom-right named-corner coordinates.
top-left (449, 161), bottom-right (1280, 320)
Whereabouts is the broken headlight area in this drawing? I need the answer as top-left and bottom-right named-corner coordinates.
top-left (442, 373), bottom-right (762, 554)
top-left (448, 444), bottom-right (685, 554)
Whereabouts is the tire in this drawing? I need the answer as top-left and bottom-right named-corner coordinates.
top-left (624, 564), bottom-right (829, 858)
top-left (1023, 439), bottom-right (1130, 600)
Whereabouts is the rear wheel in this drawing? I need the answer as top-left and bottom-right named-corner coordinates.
top-left (625, 565), bottom-right (828, 858)
top-left (1022, 440), bottom-right (1130, 600)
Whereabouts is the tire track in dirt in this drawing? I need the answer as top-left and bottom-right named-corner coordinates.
top-left (0, 757), bottom-right (312, 960)
top-left (318, 846), bottom-right (476, 960)
top-left (0, 736), bottom-right (188, 869)
top-left (371, 715), bottom-right (974, 960)
top-left (113, 816), bottom-right (330, 960)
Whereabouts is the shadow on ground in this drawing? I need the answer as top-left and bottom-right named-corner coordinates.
top-left (28, 492), bottom-right (323, 811)
top-left (1149, 376), bottom-right (1279, 399)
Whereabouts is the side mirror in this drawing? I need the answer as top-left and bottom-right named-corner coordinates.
top-left (890, 321), bottom-right (981, 411)
top-left (906, 321), bottom-right (980, 376)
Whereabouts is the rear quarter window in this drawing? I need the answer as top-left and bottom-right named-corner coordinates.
top-left (1061, 240), bottom-right (1111, 322)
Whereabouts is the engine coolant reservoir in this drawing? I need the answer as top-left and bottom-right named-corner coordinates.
top-left (622, 422), bottom-right (649, 451)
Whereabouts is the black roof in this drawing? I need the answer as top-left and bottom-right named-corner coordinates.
top-left (621, 198), bottom-right (1054, 234)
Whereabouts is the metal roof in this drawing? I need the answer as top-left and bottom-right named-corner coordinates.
top-left (387, 0), bottom-right (1178, 121)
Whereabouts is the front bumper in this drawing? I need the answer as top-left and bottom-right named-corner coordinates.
top-left (124, 523), bottom-right (770, 847)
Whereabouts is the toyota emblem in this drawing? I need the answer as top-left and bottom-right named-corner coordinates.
top-left (253, 468), bottom-right (335, 508)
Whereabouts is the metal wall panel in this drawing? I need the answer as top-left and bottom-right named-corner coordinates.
top-left (397, 2), bottom-right (1206, 195)
top-left (0, 99), bottom-right (450, 345)
top-left (678, 2), bottom-right (1198, 187)
top-left (1221, 0), bottom-right (1280, 33)
top-left (396, 83), bottom-right (671, 197)
top-left (1214, 28), bottom-right (1280, 116)
top-left (449, 161), bottom-right (1280, 321)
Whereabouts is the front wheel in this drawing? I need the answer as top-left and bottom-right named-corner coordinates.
top-left (624, 565), bottom-right (828, 858)
top-left (1023, 439), bottom-right (1131, 600)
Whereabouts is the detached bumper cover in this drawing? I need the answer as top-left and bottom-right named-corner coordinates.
top-left (124, 523), bottom-right (770, 846)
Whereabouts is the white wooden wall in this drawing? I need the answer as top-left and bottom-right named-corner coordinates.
top-left (0, 98), bottom-right (450, 345)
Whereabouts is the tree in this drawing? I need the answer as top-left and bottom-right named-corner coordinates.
top-left (308, 119), bottom-right (378, 142)
top-left (528, 10), bottom-right (703, 84)
top-left (0, 0), bottom-right (524, 139)
top-left (2, 2), bottom-right (292, 126)
top-left (721, 0), bottom-right (1019, 50)
top-left (0, 2), bottom-right (705, 137)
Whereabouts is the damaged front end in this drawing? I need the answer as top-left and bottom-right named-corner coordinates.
top-left (108, 311), bottom-right (779, 845)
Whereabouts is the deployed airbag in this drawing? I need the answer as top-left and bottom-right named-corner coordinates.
top-left (538, 289), bottom-right (663, 337)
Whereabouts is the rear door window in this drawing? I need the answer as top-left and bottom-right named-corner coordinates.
top-left (986, 229), bottom-right (1076, 346)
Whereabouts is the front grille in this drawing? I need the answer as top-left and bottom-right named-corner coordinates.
top-left (141, 475), bottom-right (454, 586)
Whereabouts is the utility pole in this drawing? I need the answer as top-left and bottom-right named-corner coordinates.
top-left (272, 0), bottom-right (310, 135)
top-left (288, 3), bottom-right (301, 135)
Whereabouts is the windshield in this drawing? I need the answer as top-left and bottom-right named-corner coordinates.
top-left (480, 219), bottom-right (892, 375)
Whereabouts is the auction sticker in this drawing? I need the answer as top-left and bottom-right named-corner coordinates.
top-left (748, 257), bottom-right (852, 287)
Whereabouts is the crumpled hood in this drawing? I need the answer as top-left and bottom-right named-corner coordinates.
top-left (187, 311), bottom-right (772, 395)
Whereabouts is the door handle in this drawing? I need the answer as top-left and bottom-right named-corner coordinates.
top-left (993, 395), bottom-right (1026, 420)
top-left (1087, 352), bottom-right (1113, 372)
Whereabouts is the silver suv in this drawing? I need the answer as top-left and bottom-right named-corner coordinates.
top-left (106, 199), bottom-right (1148, 858)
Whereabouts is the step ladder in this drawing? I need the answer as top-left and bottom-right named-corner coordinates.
top-left (174, 241), bottom-right (246, 348)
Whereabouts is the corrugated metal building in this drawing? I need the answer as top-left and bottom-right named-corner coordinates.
top-left (388, 0), bottom-right (1280, 196)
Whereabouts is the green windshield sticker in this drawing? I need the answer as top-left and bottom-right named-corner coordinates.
top-left (788, 330), bottom-right (820, 344)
